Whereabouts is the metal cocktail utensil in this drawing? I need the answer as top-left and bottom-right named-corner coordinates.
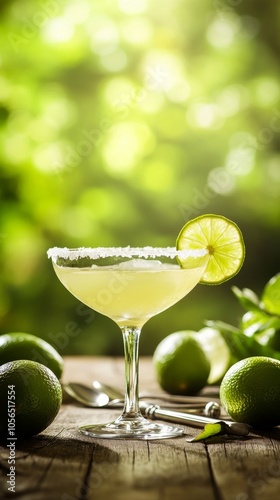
top-left (63, 381), bottom-right (221, 417)
top-left (143, 404), bottom-right (250, 436)
top-left (64, 381), bottom-right (250, 436)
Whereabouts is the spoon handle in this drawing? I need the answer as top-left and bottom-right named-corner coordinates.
top-left (139, 393), bottom-right (220, 404)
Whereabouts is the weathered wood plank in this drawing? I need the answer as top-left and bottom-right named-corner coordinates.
top-left (1, 357), bottom-right (280, 500)
top-left (84, 438), bottom-right (216, 500)
top-left (0, 405), bottom-right (213, 500)
top-left (208, 431), bottom-right (280, 500)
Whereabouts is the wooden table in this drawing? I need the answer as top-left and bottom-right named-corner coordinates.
top-left (1, 356), bottom-right (280, 500)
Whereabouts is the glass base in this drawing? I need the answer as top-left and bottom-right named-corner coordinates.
top-left (79, 415), bottom-right (184, 440)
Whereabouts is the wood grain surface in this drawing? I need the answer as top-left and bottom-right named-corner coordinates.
top-left (1, 357), bottom-right (280, 500)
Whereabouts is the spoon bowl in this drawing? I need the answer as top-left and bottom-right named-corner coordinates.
top-left (92, 380), bottom-right (124, 401)
top-left (63, 382), bottom-right (116, 407)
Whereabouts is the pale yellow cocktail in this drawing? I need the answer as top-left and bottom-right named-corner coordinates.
top-left (53, 260), bottom-right (206, 328)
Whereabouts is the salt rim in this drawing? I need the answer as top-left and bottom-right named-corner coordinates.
top-left (47, 246), bottom-right (208, 260)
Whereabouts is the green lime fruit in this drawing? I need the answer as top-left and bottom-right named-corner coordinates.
top-left (0, 360), bottom-right (62, 438)
top-left (176, 214), bottom-right (245, 285)
top-left (0, 332), bottom-right (63, 379)
top-left (196, 327), bottom-right (236, 384)
top-left (153, 331), bottom-right (211, 395)
top-left (220, 356), bottom-right (280, 428)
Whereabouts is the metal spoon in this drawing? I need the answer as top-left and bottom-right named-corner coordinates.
top-left (63, 381), bottom-right (221, 417)
top-left (63, 381), bottom-right (251, 436)
top-left (91, 380), bottom-right (221, 406)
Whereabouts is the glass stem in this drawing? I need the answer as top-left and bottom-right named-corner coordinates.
top-left (121, 326), bottom-right (142, 418)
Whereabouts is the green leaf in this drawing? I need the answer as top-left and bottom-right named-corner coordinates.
top-left (262, 274), bottom-right (280, 316)
top-left (241, 310), bottom-right (275, 337)
top-left (232, 286), bottom-right (261, 311)
top-left (206, 320), bottom-right (280, 362)
top-left (266, 328), bottom-right (280, 352)
top-left (209, 321), bottom-right (252, 359)
top-left (206, 319), bottom-right (239, 334)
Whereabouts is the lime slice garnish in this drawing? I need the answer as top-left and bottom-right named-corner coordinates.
top-left (196, 327), bottom-right (236, 384)
top-left (176, 214), bottom-right (245, 285)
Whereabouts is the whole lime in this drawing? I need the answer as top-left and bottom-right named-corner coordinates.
top-left (220, 356), bottom-right (280, 428)
top-left (153, 331), bottom-right (211, 395)
top-left (0, 332), bottom-right (63, 379)
top-left (0, 360), bottom-right (62, 438)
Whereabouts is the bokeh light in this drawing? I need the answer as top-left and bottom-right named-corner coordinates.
top-left (0, 0), bottom-right (279, 355)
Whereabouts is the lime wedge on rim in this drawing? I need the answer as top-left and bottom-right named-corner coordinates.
top-left (176, 214), bottom-right (245, 285)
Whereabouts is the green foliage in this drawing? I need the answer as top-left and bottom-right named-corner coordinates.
top-left (0, 0), bottom-right (280, 355)
top-left (207, 272), bottom-right (280, 363)
top-left (262, 274), bottom-right (280, 316)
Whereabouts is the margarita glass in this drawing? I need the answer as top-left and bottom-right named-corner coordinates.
top-left (47, 246), bottom-right (208, 440)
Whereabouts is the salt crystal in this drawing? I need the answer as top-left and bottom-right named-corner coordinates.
top-left (47, 246), bottom-right (208, 261)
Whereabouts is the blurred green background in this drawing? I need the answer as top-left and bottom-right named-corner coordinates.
top-left (0, 0), bottom-right (279, 356)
